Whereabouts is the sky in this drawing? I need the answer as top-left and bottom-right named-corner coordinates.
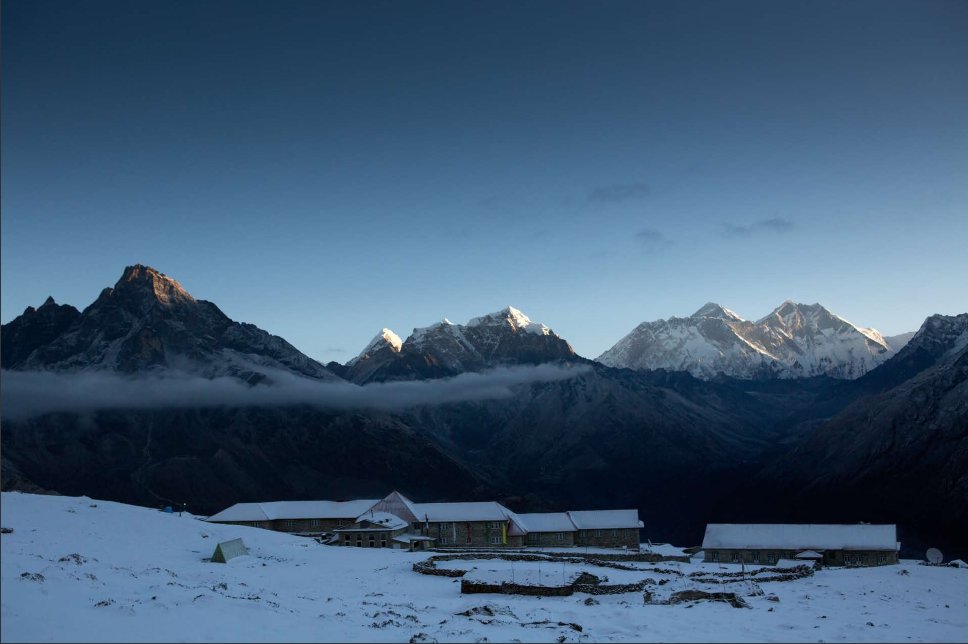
top-left (3, 0), bottom-right (967, 363)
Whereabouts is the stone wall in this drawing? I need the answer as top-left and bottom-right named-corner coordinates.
top-left (575, 528), bottom-right (639, 549)
top-left (703, 548), bottom-right (897, 567)
top-left (422, 521), bottom-right (513, 547)
top-left (526, 532), bottom-right (576, 547)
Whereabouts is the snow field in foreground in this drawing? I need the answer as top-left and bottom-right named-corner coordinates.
top-left (2, 492), bottom-right (967, 643)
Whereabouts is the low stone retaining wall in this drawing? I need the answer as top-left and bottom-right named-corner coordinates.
top-left (574, 580), bottom-right (648, 595)
top-left (689, 564), bottom-right (814, 584)
top-left (417, 551), bottom-right (684, 597)
top-left (412, 559), bottom-right (466, 577)
top-left (415, 551), bottom-right (680, 576)
top-left (432, 548), bottom-right (688, 564)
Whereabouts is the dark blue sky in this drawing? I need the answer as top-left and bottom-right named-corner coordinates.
top-left (3, 0), bottom-right (967, 362)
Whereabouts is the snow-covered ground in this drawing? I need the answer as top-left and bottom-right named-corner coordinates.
top-left (2, 492), bottom-right (966, 643)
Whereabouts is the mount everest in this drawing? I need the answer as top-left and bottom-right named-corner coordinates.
top-left (597, 301), bottom-right (897, 380)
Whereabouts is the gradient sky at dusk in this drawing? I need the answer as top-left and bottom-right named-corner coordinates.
top-left (3, 0), bottom-right (967, 363)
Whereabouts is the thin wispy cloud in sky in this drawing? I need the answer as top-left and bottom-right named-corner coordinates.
top-left (721, 218), bottom-right (795, 238)
top-left (589, 182), bottom-right (650, 203)
top-left (0, 364), bottom-right (591, 421)
top-left (634, 228), bottom-right (673, 252)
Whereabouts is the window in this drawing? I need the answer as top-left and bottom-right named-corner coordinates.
top-left (337, 519), bottom-right (347, 527)
top-left (488, 521), bottom-right (503, 530)
top-left (731, 552), bottom-right (741, 563)
top-left (310, 519), bottom-right (320, 528)
top-left (285, 520), bottom-right (296, 530)
top-left (356, 536), bottom-right (362, 547)
top-left (846, 553), bottom-right (865, 565)
top-left (594, 529), bottom-right (602, 537)
top-left (766, 552), bottom-right (776, 564)
top-left (342, 536), bottom-right (350, 546)
top-left (368, 535), bottom-right (375, 548)
top-left (712, 551), bottom-right (720, 562)
top-left (752, 552), bottom-right (760, 564)
top-left (381, 535), bottom-right (387, 548)
top-left (556, 533), bottom-right (564, 542)
top-left (490, 535), bottom-right (502, 545)
top-left (877, 553), bottom-right (887, 564)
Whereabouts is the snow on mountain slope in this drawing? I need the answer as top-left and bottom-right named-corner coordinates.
top-left (346, 328), bottom-right (403, 366)
top-left (345, 307), bottom-right (576, 383)
top-left (3, 492), bottom-right (966, 643)
top-left (466, 306), bottom-right (552, 336)
top-left (884, 331), bottom-right (917, 351)
top-left (598, 302), bottom-right (894, 380)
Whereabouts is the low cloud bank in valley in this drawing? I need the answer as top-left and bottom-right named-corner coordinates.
top-left (0, 364), bottom-right (591, 421)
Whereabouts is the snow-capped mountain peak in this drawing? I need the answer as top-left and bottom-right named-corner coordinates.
top-left (691, 302), bottom-right (744, 321)
top-left (343, 306), bottom-right (575, 382)
top-left (599, 301), bottom-right (895, 380)
top-left (758, 301), bottom-right (890, 348)
top-left (466, 306), bottom-right (551, 336)
top-left (346, 328), bottom-right (403, 367)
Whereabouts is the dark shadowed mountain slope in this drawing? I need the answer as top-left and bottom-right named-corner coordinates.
top-left (751, 313), bottom-right (968, 556)
top-left (3, 265), bottom-right (336, 382)
top-left (1, 297), bottom-right (81, 369)
top-left (0, 406), bottom-right (494, 515)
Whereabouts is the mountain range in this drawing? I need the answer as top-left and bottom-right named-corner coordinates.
top-left (1, 264), bottom-right (965, 556)
top-left (597, 301), bottom-right (898, 380)
top-left (336, 306), bottom-right (576, 384)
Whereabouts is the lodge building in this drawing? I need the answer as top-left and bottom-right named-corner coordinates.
top-left (701, 523), bottom-right (900, 567)
top-left (206, 491), bottom-right (644, 551)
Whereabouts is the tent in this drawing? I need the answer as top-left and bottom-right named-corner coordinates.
top-left (211, 538), bottom-right (249, 563)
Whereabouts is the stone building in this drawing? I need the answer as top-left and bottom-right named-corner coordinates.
top-left (366, 491), bottom-right (524, 547)
top-left (567, 510), bottom-right (643, 549)
top-left (334, 512), bottom-right (410, 548)
top-left (206, 491), bottom-right (645, 551)
top-left (508, 513), bottom-right (577, 546)
top-left (701, 523), bottom-right (900, 567)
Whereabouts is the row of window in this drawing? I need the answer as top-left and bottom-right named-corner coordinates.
top-left (585, 529), bottom-right (627, 538)
top-left (710, 551), bottom-right (891, 565)
top-left (710, 551), bottom-right (778, 564)
top-left (282, 519), bottom-right (334, 529)
top-left (437, 534), bottom-right (504, 545)
top-left (341, 534), bottom-right (388, 547)
top-left (527, 532), bottom-right (568, 543)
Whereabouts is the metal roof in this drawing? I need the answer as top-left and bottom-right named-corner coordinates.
top-left (702, 524), bottom-right (898, 551)
top-left (206, 499), bottom-right (379, 523)
top-left (512, 512), bottom-right (577, 533)
top-left (567, 510), bottom-right (644, 530)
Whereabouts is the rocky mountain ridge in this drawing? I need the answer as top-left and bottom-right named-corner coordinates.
top-left (343, 306), bottom-right (576, 383)
top-left (2, 265), bottom-right (336, 383)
